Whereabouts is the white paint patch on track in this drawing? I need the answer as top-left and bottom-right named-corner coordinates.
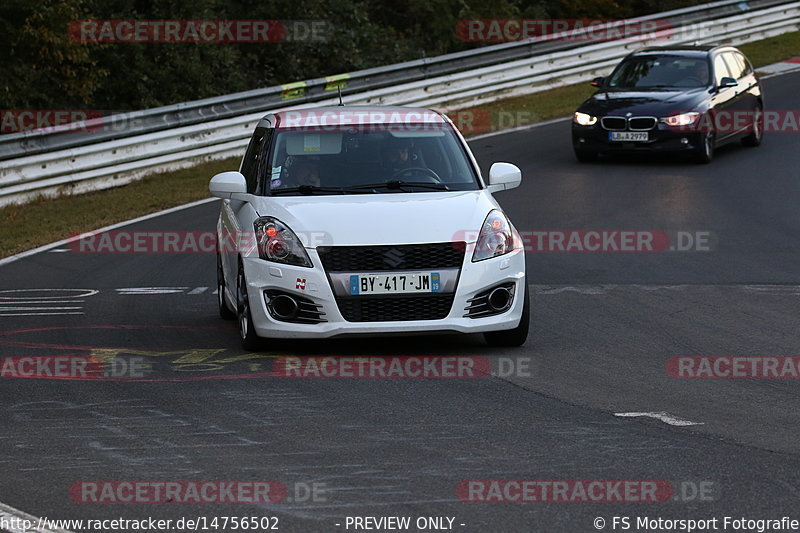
top-left (533, 284), bottom-right (800, 295)
top-left (116, 287), bottom-right (189, 295)
top-left (0, 289), bottom-right (98, 318)
top-left (614, 412), bottom-right (704, 427)
top-left (0, 501), bottom-right (74, 533)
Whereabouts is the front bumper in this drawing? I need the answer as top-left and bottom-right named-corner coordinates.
top-left (242, 247), bottom-right (526, 339)
top-left (572, 122), bottom-right (705, 153)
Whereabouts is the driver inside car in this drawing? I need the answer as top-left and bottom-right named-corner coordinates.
top-left (385, 139), bottom-right (420, 175)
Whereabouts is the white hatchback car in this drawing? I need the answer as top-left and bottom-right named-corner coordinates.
top-left (210, 106), bottom-right (528, 350)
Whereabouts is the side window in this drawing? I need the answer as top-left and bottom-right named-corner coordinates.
top-left (240, 127), bottom-right (267, 193)
top-left (735, 52), bottom-right (753, 76)
top-left (713, 54), bottom-right (733, 86)
top-left (723, 52), bottom-right (745, 80)
top-left (254, 128), bottom-right (274, 194)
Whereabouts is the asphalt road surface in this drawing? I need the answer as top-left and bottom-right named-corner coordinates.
top-left (1, 70), bottom-right (799, 533)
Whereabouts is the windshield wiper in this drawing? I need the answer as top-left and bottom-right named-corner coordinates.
top-left (271, 185), bottom-right (359, 195)
top-left (346, 180), bottom-right (450, 192)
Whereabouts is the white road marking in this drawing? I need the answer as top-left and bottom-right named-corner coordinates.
top-left (0, 306), bottom-right (83, 311)
top-left (535, 285), bottom-right (610, 295)
top-left (532, 284), bottom-right (800, 295)
top-left (614, 412), bottom-right (704, 427)
top-left (116, 287), bottom-right (189, 295)
top-left (47, 248), bottom-right (70, 253)
top-left (468, 116), bottom-right (571, 141)
top-left (188, 286), bottom-right (208, 294)
top-left (742, 285), bottom-right (800, 295)
top-left (0, 301), bottom-right (85, 304)
top-left (0, 501), bottom-right (74, 533)
top-left (0, 312), bottom-right (85, 317)
top-left (0, 289), bottom-right (98, 299)
top-left (0, 290), bottom-right (97, 317)
top-left (757, 60), bottom-right (800, 77)
top-left (0, 197), bottom-right (217, 268)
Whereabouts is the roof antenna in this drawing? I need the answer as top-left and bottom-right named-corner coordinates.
top-left (337, 84), bottom-right (344, 106)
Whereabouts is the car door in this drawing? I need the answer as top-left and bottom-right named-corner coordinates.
top-left (709, 52), bottom-right (740, 142)
top-left (722, 51), bottom-right (757, 136)
top-left (219, 126), bottom-right (269, 290)
top-left (730, 51), bottom-right (762, 127)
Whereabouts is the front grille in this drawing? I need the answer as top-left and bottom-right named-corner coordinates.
top-left (336, 293), bottom-right (455, 322)
top-left (628, 117), bottom-right (657, 130)
top-left (601, 117), bottom-right (627, 130)
top-left (317, 242), bottom-right (465, 272)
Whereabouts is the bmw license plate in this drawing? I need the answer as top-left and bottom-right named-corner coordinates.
top-left (350, 273), bottom-right (440, 295)
top-left (609, 131), bottom-right (648, 141)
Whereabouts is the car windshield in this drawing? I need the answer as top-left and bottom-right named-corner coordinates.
top-left (263, 123), bottom-right (480, 195)
top-left (606, 55), bottom-right (710, 89)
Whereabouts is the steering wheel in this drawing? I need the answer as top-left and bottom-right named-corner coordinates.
top-left (391, 167), bottom-right (442, 182)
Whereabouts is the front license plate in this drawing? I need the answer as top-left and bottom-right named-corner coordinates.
top-left (609, 131), bottom-right (648, 141)
top-left (349, 273), bottom-right (440, 295)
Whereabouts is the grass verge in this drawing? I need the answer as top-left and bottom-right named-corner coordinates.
top-left (1, 31), bottom-right (798, 260)
top-left (0, 157), bottom-right (237, 258)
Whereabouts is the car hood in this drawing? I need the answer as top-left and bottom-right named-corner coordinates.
top-left (251, 191), bottom-right (500, 248)
top-left (579, 88), bottom-right (708, 116)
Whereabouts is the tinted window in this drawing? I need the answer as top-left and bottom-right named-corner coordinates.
top-left (240, 127), bottom-right (268, 193)
top-left (607, 55), bottom-right (710, 89)
top-left (264, 124), bottom-right (479, 195)
top-left (713, 54), bottom-right (733, 85)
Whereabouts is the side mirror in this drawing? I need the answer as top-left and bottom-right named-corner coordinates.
top-left (487, 162), bottom-right (522, 193)
top-left (718, 77), bottom-right (737, 89)
top-left (590, 77), bottom-right (604, 87)
top-left (209, 171), bottom-right (247, 199)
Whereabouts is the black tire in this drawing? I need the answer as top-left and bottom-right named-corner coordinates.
top-left (693, 130), bottom-right (715, 164)
top-left (574, 149), bottom-right (598, 163)
top-left (741, 104), bottom-right (763, 147)
top-left (484, 282), bottom-right (530, 347)
top-left (237, 260), bottom-right (261, 351)
top-left (217, 252), bottom-right (235, 320)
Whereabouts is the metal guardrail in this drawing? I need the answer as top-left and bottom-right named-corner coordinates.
top-left (0, 0), bottom-right (798, 206)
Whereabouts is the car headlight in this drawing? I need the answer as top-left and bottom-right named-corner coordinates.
top-left (660, 112), bottom-right (700, 126)
top-left (573, 112), bottom-right (598, 126)
top-left (253, 217), bottom-right (312, 267)
top-left (472, 210), bottom-right (522, 262)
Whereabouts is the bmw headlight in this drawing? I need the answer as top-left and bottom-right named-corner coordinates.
top-left (254, 217), bottom-right (312, 267)
top-left (472, 210), bottom-right (522, 262)
top-left (573, 112), bottom-right (598, 126)
top-left (660, 112), bottom-right (700, 126)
